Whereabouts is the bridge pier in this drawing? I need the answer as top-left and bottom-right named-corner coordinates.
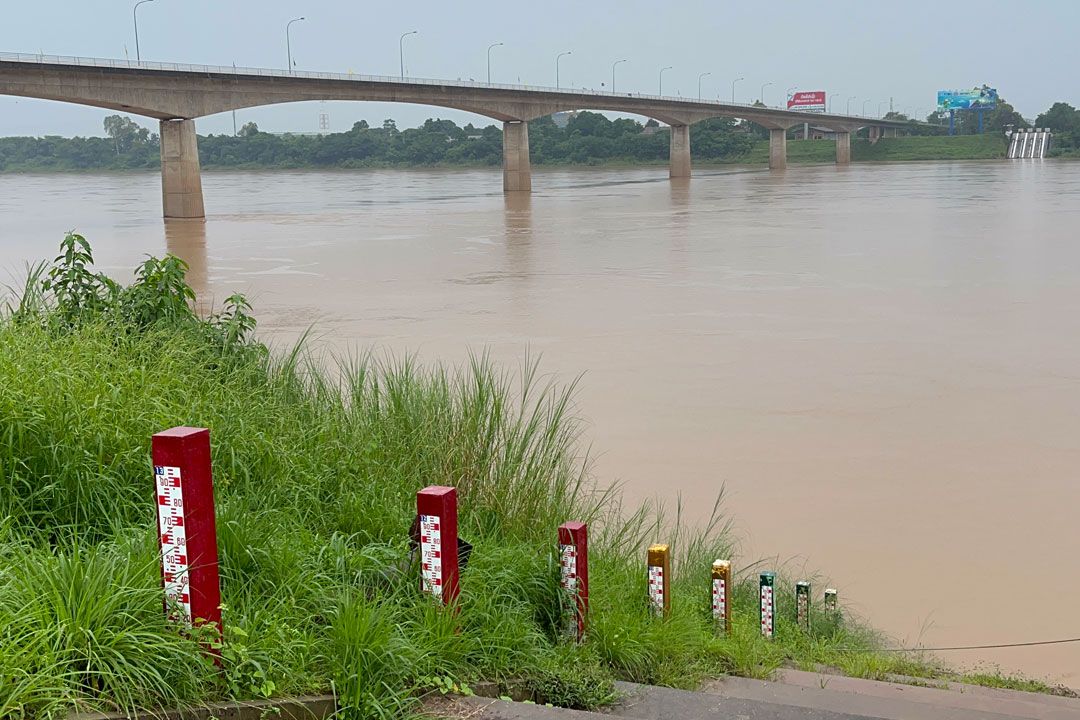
top-left (768, 128), bottom-right (787, 170)
top-left (835, 131), bottom-right (852, 164)
top-left (160, 119), bottom-right (205, 219)
top-left (669, 124), bottom-right (691, 178)
top-left (502, 120), bottom-right (531, 192)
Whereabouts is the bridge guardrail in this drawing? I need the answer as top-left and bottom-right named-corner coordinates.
top-left (0, 51), bottom-right (908, 122)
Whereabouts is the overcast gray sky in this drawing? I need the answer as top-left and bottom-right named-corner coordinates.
top-left (2, 0), bottom-right (1077, 136)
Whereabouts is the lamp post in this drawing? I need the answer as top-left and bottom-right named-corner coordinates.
top-left (786, 85), bottom-right (796, 106)
top-left (862, 99), bottom-right (871, 116)
top-left (286, 17), bottom-right (305, 73)
top-left (486, 42), bottom-right (503, 83)
top-left (827, 91), bottom-right (836, 113)
top-left (878, 100), bottom-right (887, 117)
top-left (611, 59), bottom-right (627, 93)
top-left (399, 30), bottom-right (418, 78)
top-left (698, 72), bottom-right (712, 100)
top-left (759, 81), bottom-right (773, 105)
top-left (659, 66), bottom-right (672, 96)
top-left (133, 0), bottom-right (155, 63)
top-left (556, 50), bottom-right (571, 89)
top-left (731, 76), bottom-right (744, 103)
top-left (847, 96), bottom-right (856, 114)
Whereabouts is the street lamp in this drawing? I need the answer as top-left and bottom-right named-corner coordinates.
top-left (827, 91), bottom-right (837, 113)
top-left (611, 59), bottom-right (627, 93)
top-left (759, 81), bottom-right (773, 105)
top-left (862, 99), bottom-right (871, 116)
top-left (731, 76), bottom-right (744, 103)
top-left (133, 0), bottom-right (155, 63)
top-left (659, 66), bottom-right (672, 96)
top-left (487, 42), bottom-right (503, 84)
top-left (399, 30), bottom-right (418, 78)
top-left (847, 96), bottom-right (856, 114)
top-left (555, 50), bottom-right (571, 89)
top-left (286, 17), bottom-right (305, 74)
top-left (878, 100), bottom-right (887, 117)
top-left (698, 72), bottom-right (712, 100)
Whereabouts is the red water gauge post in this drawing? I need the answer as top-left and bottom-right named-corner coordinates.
top-left (417, 486), bottom-right (460, 605)
top-left (558, 521), bottom-right (589, 640)
top-left (151, 426), bottom-right (221, 636)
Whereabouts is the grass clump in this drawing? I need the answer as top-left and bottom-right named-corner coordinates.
top-left (0, 233), bottom-right (993, 718)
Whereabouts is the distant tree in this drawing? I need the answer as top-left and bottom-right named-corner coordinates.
top-left (382, 119), bottom-right (398, 133)
top-left (1036, 102), bottom-right (1080, 152)
top-left (103, 115), bottom-right (150, 155)
top-left (238, 122), bottom-right (260, 137)
top-left (352, 120), bottom-right (370, 131)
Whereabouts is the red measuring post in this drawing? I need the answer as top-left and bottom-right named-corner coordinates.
top-left (151, 427), bottom-right (221, 636)
top-left (417, 486), bottom-right (460, 605)
top-left (558, 521), bottom-right (589, 641)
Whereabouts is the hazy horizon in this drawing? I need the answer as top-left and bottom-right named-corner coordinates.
top-left (2, 0), bottom-right (1077, 137)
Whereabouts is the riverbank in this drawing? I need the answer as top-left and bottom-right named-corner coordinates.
top-left (0, 119), bottom-right (1011, 174)
top-left (725, 134), bottom-right (1007, 165)
top-left (0, 233), bottom-right (1055, 718)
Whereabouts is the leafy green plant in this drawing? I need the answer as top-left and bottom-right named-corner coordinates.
top-left (40, 232), bottom-right (116, 326)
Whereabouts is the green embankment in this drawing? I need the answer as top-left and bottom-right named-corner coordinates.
top-left (729, 133), bottom-right (1006, 165)
top-left (0, 235), bottom-right (1049, 719)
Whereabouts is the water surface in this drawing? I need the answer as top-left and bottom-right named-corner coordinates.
top-left (2, 162), bottom-right (1078, 683)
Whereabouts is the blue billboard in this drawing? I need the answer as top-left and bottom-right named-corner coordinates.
top-left (937, 86), bottom-right (998, 112)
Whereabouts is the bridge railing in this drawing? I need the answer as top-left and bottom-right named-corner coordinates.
top-left (0, 50), bottom-right (894, 121)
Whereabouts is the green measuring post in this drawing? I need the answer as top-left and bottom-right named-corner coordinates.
top-left (796, 581), bottom-right (811, 631)
top-left (759, 572), bottom-right (775, 639)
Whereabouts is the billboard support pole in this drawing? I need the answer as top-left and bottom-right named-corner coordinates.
top-left (977, 108), bottom-right (985, 135)
top-left (948, 110), bottom-right (955, 136)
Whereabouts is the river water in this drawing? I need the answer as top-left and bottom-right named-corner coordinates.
top-left (2, 162), bottom-right (1079, 684)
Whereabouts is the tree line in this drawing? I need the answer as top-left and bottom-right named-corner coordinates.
top-left (1, 100), bottom-right (1078, 172)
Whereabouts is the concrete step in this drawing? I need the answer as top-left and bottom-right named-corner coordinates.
top-left (424, 695), bottom-right (611, 720)
top-left (608, 681), bottom-right (881, 720)
top-left (769, 669), bottom-right (1080, 718)
top-left (426, 675), bottom-right (1080, 720)
top-left (697, 674), bottom-right (1080, 720)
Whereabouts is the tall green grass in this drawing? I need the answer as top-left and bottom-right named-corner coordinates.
top-left (0, 236), bottom-right (947, 718)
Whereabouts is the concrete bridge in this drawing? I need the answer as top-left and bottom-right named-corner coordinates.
top-left (0, 53), bottom-right (914, 218)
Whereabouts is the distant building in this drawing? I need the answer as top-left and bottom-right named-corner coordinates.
top-left (792, 125), bottom-right (839, 140)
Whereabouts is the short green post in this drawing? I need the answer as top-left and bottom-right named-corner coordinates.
top-left (824, 588), bottom-right (838, 617)
top-left (796, 581), bottom-right (811, 631)
top-left (759, 572), bottom-right (775, 639)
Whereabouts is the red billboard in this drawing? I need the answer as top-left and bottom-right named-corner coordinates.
top-left (787, 91), bottom-right (826, 112)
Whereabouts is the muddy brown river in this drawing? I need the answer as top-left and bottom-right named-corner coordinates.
top-left (2, 161), bottom-right (1078, 684)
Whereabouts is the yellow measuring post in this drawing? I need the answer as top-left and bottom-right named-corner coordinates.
top-left (711, 560), bottom-right (731, 635)
top-left (647, 544), bottom-right (671, 618)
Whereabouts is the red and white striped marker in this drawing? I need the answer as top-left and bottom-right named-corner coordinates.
top-left (711, 560), bottom-right (731, 634)
top-left (647, 544), bottom-right (671, 618)
top-left (417, 486), bottom-right (459, 604)
top-left (152, 427), bottom-right (221, 634)
top-left (759, 571), bottom-right (775, 639)
top-left (558, 521), bottom-right (588, 640)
